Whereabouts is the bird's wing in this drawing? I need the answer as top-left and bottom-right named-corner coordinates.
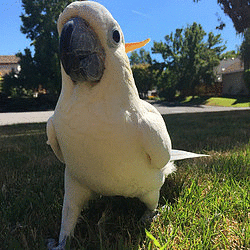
top-left (170, 149), bottom-right (209, 161)
top-left (138, 100), bottom-right (171, 169)
top-left (46, 117), bottom-right (65, 163)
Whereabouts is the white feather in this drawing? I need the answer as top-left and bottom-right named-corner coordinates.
top-left (171, 149), bottom-right (209, 161)
top-left (46, 1), bottom-right (208, 248)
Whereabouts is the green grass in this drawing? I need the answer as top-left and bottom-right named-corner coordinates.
top-left (0, 111), bottom-right (249, 249)
top-left (181, 96), bottom-right (250, 107)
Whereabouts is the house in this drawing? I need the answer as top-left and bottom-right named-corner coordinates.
top-left (221, 59), bottom-right (249, 96)
top-left (215, 57), bottom-right (249, 96)
top-left (0, 55), bottom-right (20, 78)
top-left (214, 57), bottom-right (240, 83)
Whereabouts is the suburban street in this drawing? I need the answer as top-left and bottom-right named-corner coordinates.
top-left (0, 102), bottom-right (250, 126)
top-left (152, 102), bottom-right (250, 115)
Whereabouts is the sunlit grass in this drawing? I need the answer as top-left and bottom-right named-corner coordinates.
top-left (144, 147), bottom-right (250, 249)
top-left (0, 111), bottom-right (249, 249)
top-left (181, 96), bottom-right (250, 107)
top-left (206, 97), bottom-right (250, 107)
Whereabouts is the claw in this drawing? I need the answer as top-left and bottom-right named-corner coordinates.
top-left (140, 205), bottom-right (170, 225)
top-left (139, 209), bottom-right (158, 225)
top-left (47, 238), bottom-right (66, 250)
top-left (47, 239), bottom-right (57, 249)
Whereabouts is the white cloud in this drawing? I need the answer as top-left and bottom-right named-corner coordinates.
top-left (132, 10), bottom-right (151, 19)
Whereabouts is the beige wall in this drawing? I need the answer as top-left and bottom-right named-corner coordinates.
top-left (222, 72), bottom-right (249, 95)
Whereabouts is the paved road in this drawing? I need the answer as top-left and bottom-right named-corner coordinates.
top-left (0, 111), bottom-right (54, 126)
top-left (0, 103), bottom-right (249, 126)
top-left (152, 102), bottom-right (250, 115)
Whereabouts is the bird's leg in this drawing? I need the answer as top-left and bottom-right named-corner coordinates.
top-left (139, 190), bottom-right (160, 224)
top-left (49, 168), bottom-right (94, 250)
top-left (140, 190), bottom-right (159, 211)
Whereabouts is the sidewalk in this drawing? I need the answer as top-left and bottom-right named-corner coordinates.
top-left (0, 105), bottom-right (250, 126)
top-left (0, 111), bottom-right (54, 126)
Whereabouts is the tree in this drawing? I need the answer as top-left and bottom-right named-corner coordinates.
top-left (240, 28), bottom-right (250, 70)
top-left (131, 64), bottom-right (157, 98)
top-left (156, 68), bottom-right (177, 101)
top-left (194, 0), bottom-right (250, 33)
top-left (152, 22), bottom-right (226, 97)
top-left (240, 28), bottom-right (250, 92)
top-left (2, 49), bottom-right (39, 97)
top-left (16, 48), bottom-right (39, 90)
top-left (19, 0), bottom-right (74, 95)
top-left (129, 49), bottom-right (152, 66)
top-left (2, 69), bottom-right (23, 97)
top-left (129, 49), bottom-right (156, 98)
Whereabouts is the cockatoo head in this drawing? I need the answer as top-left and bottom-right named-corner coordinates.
top-left (58, 1), bottom-right (149, 87)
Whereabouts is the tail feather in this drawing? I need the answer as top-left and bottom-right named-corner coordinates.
top-left (171, 149), bottom-right (209, 161)
top-left (162, 149), bottom-right (208, 176)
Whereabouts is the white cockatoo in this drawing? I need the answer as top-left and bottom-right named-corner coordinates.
top-left (47, 1), bottom-right (207, 249)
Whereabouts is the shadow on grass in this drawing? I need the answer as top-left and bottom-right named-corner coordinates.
top-left (232, 96), bottom-right (250, 105)
top-left (163, 110), bottom-right (250, 153)
top-left (67, 196), bottom-right (148, 249)
top-left (65, 176), bottom-right (184, 250)
top-left (0, 95), bottom-right (58, 113)
top-left (51, 170), bottom-right (185, 249)
top-left (177, 96), bottom-right (210, 106)
top-left (150, 96), bottom-right (210, 107)
top-left (153, 95), bottom-right (250, 107)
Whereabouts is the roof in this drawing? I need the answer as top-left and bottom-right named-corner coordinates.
top-left (223, 60), bottom-right (244, 74)
top-left (0, 68), bottom-right (15, 77)
top-left (215, 57), bottom-right (242, 75)
top-left (0, 55), bottom-right (20, 64)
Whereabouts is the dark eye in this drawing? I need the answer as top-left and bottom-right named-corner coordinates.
top-left (112, 30), bottom-right (120, 43)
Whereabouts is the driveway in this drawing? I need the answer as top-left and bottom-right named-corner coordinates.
top-left (0, 103), bottom-right (249, 126)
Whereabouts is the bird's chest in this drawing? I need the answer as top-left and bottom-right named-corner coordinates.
top-left (55, 97), bottom-right (136, 144)
top-left (53, 99), bottom-right (159, 196)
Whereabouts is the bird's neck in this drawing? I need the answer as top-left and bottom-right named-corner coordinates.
top-left (57, 53), bottom-right (140, 113)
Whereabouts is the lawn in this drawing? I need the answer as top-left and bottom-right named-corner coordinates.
top-left (0, 111), bottom-right (249, 249)
top-left (181, 96), bottom-right (250, 107)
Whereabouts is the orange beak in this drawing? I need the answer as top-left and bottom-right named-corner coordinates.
top-left (125, 38), bottom-right (150, 53)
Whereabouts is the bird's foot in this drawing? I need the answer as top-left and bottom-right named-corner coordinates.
top-left (47, 238), bottom-right (57, 249)
top-left (159, 204), bottom-right (170, 213)
top-left (140, 205), bottom-right (170, 225)
top-left (139, 209), bottom-right (158, 225)
top-left (47, 238), bottom-right (66, 250)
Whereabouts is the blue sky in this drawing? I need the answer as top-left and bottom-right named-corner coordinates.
top-left (0, 0), bottom-right (243, 57)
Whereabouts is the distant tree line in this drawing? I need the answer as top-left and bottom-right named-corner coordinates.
top-left (2, 0), bottom-right (74, 98)
top-left (2, 0), bottom-right (250, 100)
top-left (131, 22), bottom-right (240, 100)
